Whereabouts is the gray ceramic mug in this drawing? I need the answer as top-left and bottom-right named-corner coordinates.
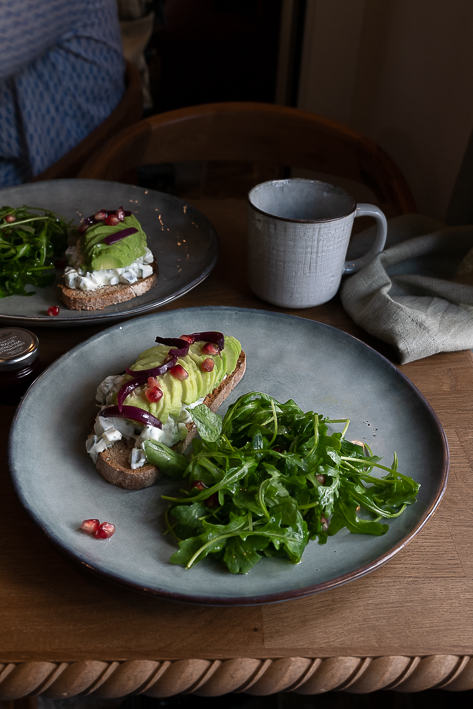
top-left (247, 178), bottom-right (387, 308)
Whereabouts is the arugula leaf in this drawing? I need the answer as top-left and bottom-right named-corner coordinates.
top-left (223, 536), bottom-right (264, 574)
top-left (189, 404), bottom-right (222, 442)
top-left (0, 205), bottom-right (70, 298)
top-left (143, 440), bottom-right (188, 478)
top-left (169, 501), bottom-right (207, 539)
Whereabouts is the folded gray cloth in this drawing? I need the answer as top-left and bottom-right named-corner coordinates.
top-left (341, 214), bottom-right (473, 363)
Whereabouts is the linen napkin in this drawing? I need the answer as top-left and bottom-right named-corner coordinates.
top-left (340, 214), bottom-right (473, 364)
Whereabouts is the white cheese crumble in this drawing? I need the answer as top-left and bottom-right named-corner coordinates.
top-left (64, 244), bottom-right (154, 292)
top-left (87, 373), bottom-right (205, 469)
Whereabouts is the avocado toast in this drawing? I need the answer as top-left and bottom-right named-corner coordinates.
top-left (87, 332), bottom-right (246, 489)
top-left (59, 207), bottom-right (157, 311)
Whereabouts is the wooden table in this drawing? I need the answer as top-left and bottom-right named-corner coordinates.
top-left (1, 199), bottom-right (473, 700)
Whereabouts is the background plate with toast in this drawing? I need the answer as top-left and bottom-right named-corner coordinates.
top-left (8, 307), bottom-right (448, 605)
top-left (0, 180), bottom-right (218, 326)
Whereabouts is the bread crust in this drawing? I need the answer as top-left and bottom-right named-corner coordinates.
top-left (95, 350), bottom-right (247, 490)
top-left (59, 263), bottom-right (158, 311)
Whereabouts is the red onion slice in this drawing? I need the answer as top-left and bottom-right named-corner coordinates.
top-left (124, 354), bottom-right (178, 381)
top-left (100, 405), bottom-right (162, 429)
top-left (103, 226), bottom-right (138, 245)
top-left (190, 331), bottom-right (224, 352)
top-left (154, 336), bottom-right (191, 358)
top-left (117, 377), bottom-right (144, 411)
top-left (154, 332), bottom-right (225, 358)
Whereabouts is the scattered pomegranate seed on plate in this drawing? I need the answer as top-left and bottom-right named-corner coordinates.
top-left (81, 519), bottom-right (115, 539)
top-left (95, 522), bottom-right (116, 539)
top-left (47, 305), bottom-right (60, 316)
top-left (80, 518), bottom-right (100, 534)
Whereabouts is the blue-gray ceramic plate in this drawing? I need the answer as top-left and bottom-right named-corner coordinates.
top-left (0, 180), bottom-right (218, 326)
top-left (8, 307), bottom-right (449, 605)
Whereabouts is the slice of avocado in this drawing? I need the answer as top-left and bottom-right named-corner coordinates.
top-left (168, 373), bottom-right (184, 419)
top-left (152, 374), bottom-right (174, 422)
top-left (133, 345), bottom-right (169, 372)
top-left (186, 350), bottom-right (204, 399)
top-left (222, 336), bottom-right (240, 374)
top-left (179, 356), bottom-right (199, 404)
top-left (91, 238), bottom-right (146, 270)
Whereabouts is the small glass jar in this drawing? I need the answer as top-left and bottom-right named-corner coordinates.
top-left (0, 327), bottom-right (41, 405)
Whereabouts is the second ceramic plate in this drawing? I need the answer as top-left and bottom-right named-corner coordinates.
top-left (0, 180), bottom-right (218, 326)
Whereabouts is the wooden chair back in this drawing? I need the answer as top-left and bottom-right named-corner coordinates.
top-left (79, 102), bottom-right (416, 215)
top-left (30, 60), bottom-right (143, 182)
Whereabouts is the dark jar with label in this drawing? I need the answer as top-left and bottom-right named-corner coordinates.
top-left (0, 328), bottom-right (41, 405)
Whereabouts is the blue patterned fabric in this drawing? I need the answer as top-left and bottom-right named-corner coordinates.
top-left (0, 0), bottom-right (125, 186)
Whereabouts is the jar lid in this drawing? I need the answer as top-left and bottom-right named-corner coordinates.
top-left (0, 328), bottom-right (39, 371)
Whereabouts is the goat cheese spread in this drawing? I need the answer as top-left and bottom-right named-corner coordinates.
top-left (86, 374), bottom-right (204, 469)
top-left (64, 244), bottom-right (154, 292)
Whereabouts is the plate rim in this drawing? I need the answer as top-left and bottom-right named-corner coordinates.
top-left (8, 306), bottom-right (450, 605)
top-left (0, 179), bottom-right (219, 327)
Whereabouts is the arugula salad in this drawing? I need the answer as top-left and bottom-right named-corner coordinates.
top-left (0, 205), bottom-right (69, 298)
top-left (143, 392), bottom-right (420, 575)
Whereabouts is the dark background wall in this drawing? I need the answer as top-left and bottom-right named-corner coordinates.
top-left (149, 0), bottom-right (283, 112)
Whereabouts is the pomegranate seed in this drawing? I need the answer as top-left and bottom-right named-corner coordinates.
top-left (191, 481), bottom-right (218, 506)
top-left (47, 305), bottom-right (60, 316)
top-left (146, 386), bottom-right (163, 403)
top-left (192, 480), bottom-right (207, 491)
top-left (94, 210), bottom-right (107, 221)
top-left (105, 214), bottom-right (120, 226)
top-left (95, 522), bottom-right (116, 539)
top-left (201, 357), bottom-right (214, 372)
top-left (147, 376), bottom-right (159, 388)
top-left (5, 214), bottom-right (16, 223)
top-left (81, 518), bottom-right (100, 534)
top-left (315, 474), bottom-right (326, 485)
top-left (170, 364), bottom-right (188, 380)
top-left (320, 517), bottom-right (329, 532)
top-left (202, 342), bottom-right (219, 355)
top-left (116, 206), bottom-right (125, 221)
top-left (180, 334), bottom-right (195, 344)
top-left (78, 222), bottom-right (89, 235)
top-left (204, 492), bottom-right (219, 508)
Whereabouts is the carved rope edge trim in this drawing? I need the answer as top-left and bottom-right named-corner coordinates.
top-left (0, 656), bottom-right (472, 700)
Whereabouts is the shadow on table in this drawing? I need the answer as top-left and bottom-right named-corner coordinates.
top-left (29, 687), bottom-right (473, 709)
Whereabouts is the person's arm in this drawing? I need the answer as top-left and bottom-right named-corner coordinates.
top-left (0, 0), bottom-right (84, 80)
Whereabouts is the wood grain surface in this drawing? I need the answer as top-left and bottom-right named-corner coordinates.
top-left (1, 199), bottom-right (473, 697)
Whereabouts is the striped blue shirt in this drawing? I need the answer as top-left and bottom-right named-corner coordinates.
top-left (0, 0), bottom-right (125, 186)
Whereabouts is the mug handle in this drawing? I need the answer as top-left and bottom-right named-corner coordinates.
top-left (343, 203), bottom-right (387, 275)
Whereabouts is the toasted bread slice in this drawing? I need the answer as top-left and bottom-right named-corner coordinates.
top-left (96, 350), bottom-right (247, 490)
top-left (59, 263), bottom-right (158, 311)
